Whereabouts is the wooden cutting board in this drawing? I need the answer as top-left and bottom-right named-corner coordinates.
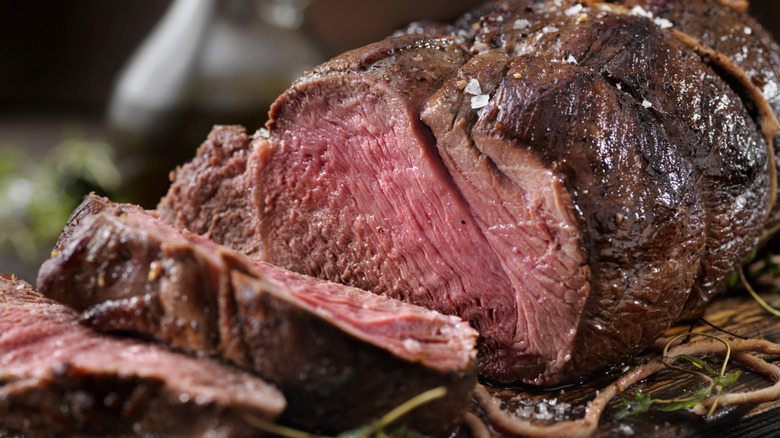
top-left (479, 285), bottom-right (780, 437)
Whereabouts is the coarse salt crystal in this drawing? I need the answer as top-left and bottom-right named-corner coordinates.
top-left (745, 26), bottom-right (753, 35)
top-left (554, 402), bottom-right (571, 417)
top-left (654, 17), bottom-right (673, 29)
top-left (464, 78), bottom-right (482, 95)
top-left (565, 4), bottom-right (583, 16)
top-left (565, 54), bottom-right (578, 64)
top-left (535, 403), bottom-right (553, 420)
top-left (642, 99), bottom-right (652, 108)
top-left (471, 94), bottom-right (490, 109)
top-left (542, 26), bottom-right (559, 34)
top-left (513, 18), bottom-right (531, 30)
top-left (619, 424), bottom-right (635, 436)
top-left (630, 5), bottom-right (653, 19)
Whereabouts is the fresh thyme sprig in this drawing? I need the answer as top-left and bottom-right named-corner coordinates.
top-left (616, 333), bottom-right (742, 419)
top-left (739, 266), bottom-right (780, 317)
top-left (240, 386), bottom-right (446, 438)
top-left (727, 226), bottom-right (780, 316)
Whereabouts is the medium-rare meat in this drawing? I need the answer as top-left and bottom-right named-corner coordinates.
top-left (160, 35), bottom-right (532, 383)
top-left (37, 195), bottom-right (479, 435)
top-left (422, 51), bottom-right (705, 381)
top-left (418, 0), bottom-right (770, 377)
top-left (0, 274), bottom-right (284, 438)
top-left (432, 0), bottom-right (769, 316)
top-left (157, 0), bottom-right (780, 385)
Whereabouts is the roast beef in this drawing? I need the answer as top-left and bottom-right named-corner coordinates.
top-left (0, 274), bottom-right (284, 437)
top-left (618, 0), bottom-right (780, 176)
top-left (421, 51), bottom-right (708, 382)
top-left (437, 0), bottom-right (769, 314)
top-left (37, 194), bottom-right (479, 435)
top-left (417, 0), bottom-right (771, 378)
top-left (157, 0), bottom-right (780, 385)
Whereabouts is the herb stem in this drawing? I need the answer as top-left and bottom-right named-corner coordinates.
top-left (360, 386), bottom-right (447, 435)
top-left (739, 266), bottom-right (780, 317)
top-left (239, 414), bottom-right (328, 438)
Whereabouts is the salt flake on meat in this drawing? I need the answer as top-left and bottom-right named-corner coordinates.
top-left (513, 18), bottom-right (531, 30)
top-left (464, 78), bottom-right (482, 95)
top-left (654, 17), bottom-right (673, 29)
top-left (565, 4), bottom-right (583, 16)
top-left (471, 94), bottom-right (490, 109)
top-left (630, 5), bottom-right (653, 19)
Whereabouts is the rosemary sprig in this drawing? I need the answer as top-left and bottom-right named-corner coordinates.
top-left (614, 389), bottom-right (654, 419)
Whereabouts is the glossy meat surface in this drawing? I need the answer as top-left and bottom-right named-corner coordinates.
top-left (158, 0), bottom-right (779, 384)
top-left (38, 195), bottom-right (478, 434)
top-left (0, 274), bottom-right (285, 438)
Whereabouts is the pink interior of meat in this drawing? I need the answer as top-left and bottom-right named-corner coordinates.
top-left (0, 281), bottom-right (283, 411)
top-left (253, 261), bottom-right (477, 372)
top-left (258, 69), bottom-right (594, 382)
top-left (257, 76), bottom-right (518, 369)
top-left (462, 132), bottom-right (590, 380)
top-left (419, 75), bottom-right (590, 382)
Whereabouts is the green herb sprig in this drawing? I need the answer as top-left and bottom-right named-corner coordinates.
top-left (615, 333), bottom-right (742, 419)
top-left (240, 386), bottom-right (446, 438)
top-left (729, 226), bottom-right (780, 315)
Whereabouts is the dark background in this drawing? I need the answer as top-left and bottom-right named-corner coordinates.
top-left (2, 1), bottom-right (773, 115)
top-left (0, 0), bottom-right (489, 115)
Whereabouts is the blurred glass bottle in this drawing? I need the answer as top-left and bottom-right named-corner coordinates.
top-left (107, 0), bottom-right (323, 208)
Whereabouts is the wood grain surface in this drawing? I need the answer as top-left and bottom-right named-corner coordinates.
top-left (479, 287), bottom-right (780, 437)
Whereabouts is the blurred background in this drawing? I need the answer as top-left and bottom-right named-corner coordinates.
top-left (0, 0), bottom-right (778, 282)
top-left (0, 0), bottom-right (485, 281)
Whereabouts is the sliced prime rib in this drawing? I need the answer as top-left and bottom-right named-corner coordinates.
top-left (157, 0), bottom-right (780, 384)
top-left (37, 195), bottom-right (479, 435)
top-left (0, 274), bottom-right (284, 438)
